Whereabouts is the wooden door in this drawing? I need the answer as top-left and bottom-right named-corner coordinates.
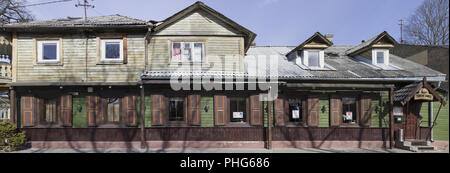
top-left (405, 102), bottom-right (420, 139)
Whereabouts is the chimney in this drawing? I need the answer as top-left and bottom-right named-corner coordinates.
top-left (325, 34), bottom-right (333, 43)
top-left (251, 41), bottom-right (256, 47)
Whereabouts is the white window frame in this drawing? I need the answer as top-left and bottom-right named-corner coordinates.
top-left (37, 40), bottom-right (60, 63)
top-left (372, 49), bottom-right (389, 66)
top-left (0, 108), bottom-right (9, 120)
top-left (302, 49), bottom-right (324, 68)
top-left (171, 42), bottom-right (204, 63)
top-left (100, 39), bottom-right (124, 62)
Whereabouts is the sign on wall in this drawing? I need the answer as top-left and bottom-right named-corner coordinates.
top-left (414, 88), bottom-right (434, 101)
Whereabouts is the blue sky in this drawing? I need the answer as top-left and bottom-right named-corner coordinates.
top-left (27, 0), bottom-right (424, 46)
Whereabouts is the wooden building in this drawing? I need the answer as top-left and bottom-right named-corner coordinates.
top-left (0, 2), bottom-right (447, 149)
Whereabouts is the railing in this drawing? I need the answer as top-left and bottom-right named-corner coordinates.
top-left (0, 63), bottom-right (12, 79)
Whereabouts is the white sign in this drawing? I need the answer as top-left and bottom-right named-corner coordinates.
top-left (393, 107), bottom-right (403, 116)
top-left (233, 112), bottom-right (243, 119)
top-left (292, 110), bottom-right (300, 119)
top-left (345, 112), bottom-right (353, 121)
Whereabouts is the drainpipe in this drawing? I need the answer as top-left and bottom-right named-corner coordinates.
top-left (140, 22), bottom-right (154, 149)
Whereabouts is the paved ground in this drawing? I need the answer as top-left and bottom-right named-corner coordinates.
top-left (10, 147), bottom-right (449, 153)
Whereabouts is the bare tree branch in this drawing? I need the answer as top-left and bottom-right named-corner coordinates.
top-left (405, 0), bottom-right (449, 46)
top-left (1, 0), bottom-right (34, 24)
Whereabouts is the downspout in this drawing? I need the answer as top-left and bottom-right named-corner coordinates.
top-left (140, 22), bottom-right (154, 149)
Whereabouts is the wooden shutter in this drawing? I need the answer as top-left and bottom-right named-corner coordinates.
top-left (274, 97), bottom-right (285, 126)
top-left (307, 96), bottom-right (319, 127)
top-left (87, 95), bottom-right (100, 127)
top-left (123, 35), bottom-right (128, 64)
top-left (250, 95), bottom-right (263, 126)
top-left (125, 95), bottom-right (138, 127)
top-left (214, 95), bottom-right (227, 126)
top-left (188, 95), bottom-right (201, 126)
top-left (21, 96), bottom-right (35, 127)
top-left (151, 95), bottom-right (164, 126)
top-left (330, 95), bottom-right (342, 127)
top-left (60, 95), bottom-right (73, 127)
top-left (360, 95), bottom-right (372, 127)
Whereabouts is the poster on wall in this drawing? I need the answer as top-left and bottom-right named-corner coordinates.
top-left (345, 112), bottom-right (353, 121)
top-left (292, 110), bottom-right (300, 119)
top-left (233, 112), bottom-right (243, 119)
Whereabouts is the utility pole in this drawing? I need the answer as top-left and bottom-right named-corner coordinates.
top-left (75, 0), bottom-right (95, 22)
top-left (399, 19), bottom-right (404, 44)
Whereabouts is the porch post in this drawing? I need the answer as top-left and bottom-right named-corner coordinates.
top-left (140, 85), bottom-right (146, 149)
top-left (9, 87), bottom-right (16, 125)
top-left (428, 101), bottom-right (433, 142)
top-left (267, 87), bottom-right (272, 150)
top-left (389, 88), bottom-right (394, 149)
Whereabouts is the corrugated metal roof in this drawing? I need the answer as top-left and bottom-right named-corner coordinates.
top-left (3, 15), bottom-right (147, 28)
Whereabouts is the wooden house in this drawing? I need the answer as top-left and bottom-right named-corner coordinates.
top-left (0, 2), bottom-right (446, 150)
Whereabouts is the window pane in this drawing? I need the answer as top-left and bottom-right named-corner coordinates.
top-left (288, 99), bottom-right (302, 122)
top-left (169, 97), bottom-right (184, 121)
top-left (45, 99), bottom-right (56, 123)
top-left (230, 97), bottom-right (246, 122)
top-left (43, 43), bottom-right (57, 60)
top-left (308, 51), bottom-right (319, 67)
top-left (182, 43), bottom-right (192, 62)
top-left (105, 42), bottom-right (121, 59)
top-left (193, 43), bottom-right (203, 62)
top-left (376, 52), bottom-right (384, 64)
top-left (107, 98), bottom-right (120, 123)
top-left (342, 97), bottom-right (357, 124)
top-left (172, 43), bottom-right (181, 62)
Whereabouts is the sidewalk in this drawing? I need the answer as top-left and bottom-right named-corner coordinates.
top-left (11, 147), bottom-right (449, 153)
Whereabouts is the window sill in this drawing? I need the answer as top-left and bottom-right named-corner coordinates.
top-left (339, 123), bottom-right (361, 128)
top-left (168, 62), bottom-right (210, 68)
top-left (97, 61), bottom-right (125, 65)
top-left (224, 122), bottom-right (250, 127)
top-left (35, 61), bottom-right (63, 66)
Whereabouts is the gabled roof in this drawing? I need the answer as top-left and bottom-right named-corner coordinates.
top-left (2, 15), bottom-right (148, 29)
top-left (286, 32), bottom-right (333, 56)
top-left (346, 31), bottom-right (398, 56)
top-left (394, 78), bottom-right (446, 106)
top-left (153, 1), bottom-right (256, 52)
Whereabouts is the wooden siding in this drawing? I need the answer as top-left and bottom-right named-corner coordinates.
top-left (15, 34), bottom-right (145, 83)
top-left (154, 11), bottom-right (240, 36)
top-left (21, 127), bottom-right (399, 141)
top-left (148, 36), bottom-right (244, 72)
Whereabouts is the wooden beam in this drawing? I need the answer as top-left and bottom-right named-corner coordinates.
top-left (9, 82), bottom-right (140, 86)
top-left (9, 87), bottom-right (16, 125)
top-left (389, 88), bottom-right (394, 149)
top-left (267, 87), bottom-right (272, 150)
top-left (140, 85), bottom-right (146, 149)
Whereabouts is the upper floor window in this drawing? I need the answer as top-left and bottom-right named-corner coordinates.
top-left (101, 39), bottom-right (123, 62)
top-left (301, 49), bottom-right (324, 68)
top-left (172, 42), bottom-right (204, 63)
top-left (37, 40), bottom-right (60, 63)
top-left (372, 49), bottom-right (389, 66)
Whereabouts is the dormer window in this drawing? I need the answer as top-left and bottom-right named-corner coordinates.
top-left (302, 49), bottom-right (325, 68)
top-left (372, 49), bottom-right (389, 66)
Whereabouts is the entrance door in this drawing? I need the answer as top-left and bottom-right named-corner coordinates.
top-left (405, 102), bottom-right (421, 139)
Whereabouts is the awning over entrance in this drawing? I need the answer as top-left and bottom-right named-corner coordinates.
top-left (394, 78), bottom-right (447, 106)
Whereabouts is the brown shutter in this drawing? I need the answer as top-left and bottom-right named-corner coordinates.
top-left (87, 95), bottom-right (100, 127)
top-left (21, 96), bottom-right (35, 127)
top-left (151, 95), bottom-right (164, 126)
top-left (123, 35), bottom-right (128, 64)
top-left (360, 95), bottom-right (372, 127)
top-left (60, 95), bottom-right (73, 127)
top-left (125, 95), bottom-right (138, 127)
top-left (330, 95), bottom-right (342, 127)
top-left (307, 96), bottom-right (319, 127)
top-left (214, 95), bottom-right (227, 126)
top-left (250, 95), bottom-right (263, 126)
top-left (188, 95), bottom-right (201, 126)
top-left (274, 97), bottom-right (285, 126)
